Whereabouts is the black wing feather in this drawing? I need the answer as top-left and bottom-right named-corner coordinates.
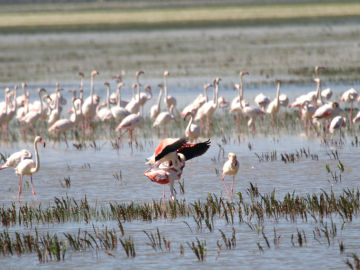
top-left (155, 138), bottom-right (188, 161)
top-left (178, 139), bottom-right (211, 161)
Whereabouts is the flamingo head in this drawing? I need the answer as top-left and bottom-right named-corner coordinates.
top-left (104, 82), bottom-right (110, 88)
top-left (112, 74), bottom-right (122, 82)
top-left (164, 70), bottom-right (169, 77)
top-left (117, 82), bottom-right (124, 89)
top-left (240, 71), bottom-right (249, 77)
top-left (21, 82), bottom-right (27, 89)
top-left (144, 85), bottom-right (152, 93)
top-left (35, 136), bottom-right (46, 148)
top-left (136, 70), bottom-right (144, 78)
top-left (78, 72), bottom-right (85, 78)
top-left (91, 70), bottom-right (99, 77)
top-left (204, 83), bottom-right (212, 90)
top-left (315, 66), bottom-right (325, 72)
top-left (68, 89), bottom-right (77, 95)
top-left (38, 88), bottom-right (47, 94)
top-left (183, 111), bottom-right (194, 120)
top-left (213, 77), bottom-right (221, 85)
top-left (158, 83), bottom-right (164, 89)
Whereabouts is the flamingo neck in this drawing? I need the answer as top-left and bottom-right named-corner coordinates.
top-left (214, 82), bottom-right (219, 108)
top-left (239, 75), bottom-right (244, 101)
top-left (106, 86), bottom-right (110, 109)
top-left (204, 87), bottom-right (209, 102)
top-left (157, 89), bottom-right (163, 109)
top-left (164, 75), bottom-right (168, 98)
top-left (90, 76), bottom-right (94, 106)
top-left (30, 141), bottom-right (40, 174)
top-left (39, 92), bottom-right (43, 114)
top-left (186, 114), bottom-right (193, 130)
top-left (72, 99), bottom-right (78, 123)
top-left (276, 83), bottom-right (280, 105)
top-left (117, 87), bottom-right (121, 107)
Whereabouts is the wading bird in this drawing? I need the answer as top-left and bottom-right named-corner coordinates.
top-left (221, 153), bottom-right (239, 196)
top-left (15, 136), bottom-right (46, 201)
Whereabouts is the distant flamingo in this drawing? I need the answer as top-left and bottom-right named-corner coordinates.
top-left (48, 87), bottom-right (63, 126)
top-left (0, 149), bottom-right (32, 170)
top-left (153, 104), bottom-right (175, 137)
top-left (180, 83), bottom-right (212, 120)
top-left (16, 82), bottom-right (28, 107)
top-left (254, 93), bottom-right (270, 111)
top-left (48, 98), bottom-right (79, 147)
top-left (230, 71), bottom-right (249, 128)
top-left (163, 70), bottom-right (177, 111)
top-left (340, 88), bottom-right (358, 121)
top-left (195, 77), bottom-right (221, 133)
top-left (221, 153), bottom-right (239, 196)
top-left (125, 70), bottom-right (144, 114)
top-left (150, 84), bottom-right (163, 120)
top-left (184, 111), bottom-right (200, 142)
top-left (15, 136), bottom-right (46, 201)
top-left (111, 82), bottom-right (130, 122)
top-left (329, 116), bottom-right (346, 136)
top-left (116, 112), bottom-right (143, 150)
top-left (96, 82), bottom-right (114, 131)
top-left (138, 85), bottom-right (152, 114)
top-left (82, 70), bottom-right (100, 130)
top-left (266, 80), bottom-right (281, 126)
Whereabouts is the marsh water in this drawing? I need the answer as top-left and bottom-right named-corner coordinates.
top-left (1, 23), bottom-right (360, 269)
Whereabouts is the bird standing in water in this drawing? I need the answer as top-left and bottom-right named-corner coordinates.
top-left (221, 153), bottom-right (239, 196)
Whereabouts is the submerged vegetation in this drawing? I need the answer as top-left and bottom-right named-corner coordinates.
top-left (0, 186), bottom-right (360, 264)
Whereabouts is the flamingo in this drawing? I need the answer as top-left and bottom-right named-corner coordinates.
top-left (300, 100), bottom-right (316, 135)
top-left (4, 88), bottom-right (17, 138)
top-left (125, 70), bottom-right (144, 114)
top-left (195, 77), bottom-right (221, 133)
top-left (16, 83), bottom-right (30, 122)
top-left (340, 88), bottom-right (358, 121)
top-left (16, 82), bottom-right (28, 107)
top-left (111, 82), bottom-right (130, 122)
top-left (145, 138), bottom-right (211, 200)
top-left (50, 82), bottom-right (67, 108)
top-left (96, 82), bottom-right (114, 128)
top-left (163, 70), bottom-right (177, 111)
top-left (184, 111), bottom-right (200, 142)
top-left (230, 71), bottom-right (249, 128)
top-left (0, 149), bottom-right (32, 170)
top-left (138, 85), bottom-right (152, 114)
top-left (254, 93), bottom-right (270, 111)
top-left (266, 80), bottom-right (281, 126)
top-left (279, 94), bottom-right (289, 108)
top-left (68, 90), bottom-right (83, 128)
top-left (48, 98), bottom-right (79, 147)
top-left (115, 112), bottom-right (143, 150)
top-left (153, 104), bottom-right (175, 136)
top-left (312, 102), bottom-right (343, 133)
top-left (180, 83), bottom-right (212, 119)
top-left (15, 136), bottom-right (46, 201)
top-left (329, 116), bottom-right (346, 136)
top-left (48, 87), bottom-right (63, 126)
top-left (221, 153), bottom-right (239, 196)
top-left (21, 88), bottom-right (49, 136)
top-left (150, 84), bottom-right (163, 120)
top-left (82, 70), bottom-right (100, 129)
top-left (321, 88), bottom-right (333, 100)
top-left (0, 88), bottom-right (10, 135)
top-left (242, 106), bottom-right (266, 133)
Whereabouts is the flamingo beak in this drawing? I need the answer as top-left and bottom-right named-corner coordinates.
top-left (41, 139), bottom-right (46, 148)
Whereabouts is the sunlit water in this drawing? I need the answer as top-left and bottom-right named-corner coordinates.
top-left (0, 79), bottom-right (360, 269)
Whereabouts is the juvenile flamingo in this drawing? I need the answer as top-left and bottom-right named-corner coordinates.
top-left (221, 153), bottom-right (239, 196)
top-left (15, 136), bottom-right (46, 201)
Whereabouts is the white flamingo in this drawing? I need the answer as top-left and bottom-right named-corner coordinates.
top-left (153, 104), bottom-right (175, 136)
top-left (96, 82), bottom-right (114, 123)
top-left (0, 149), bottom-right (32, 170)
top-left (230, 71), bottom-right (249, 128)
top-left (340, 88), bottom-right (358, 121)
top-left (125, 70), bottom-right (144, 114)
top-left (111, 82), bottom-right (130, 122)
top-left (329, 115), bottom-right (346, 135)
top-left (254, 93), bottom-right (270, 111)
top-left (163, 70), bottom-right (177, 111)
top-left (150, 84), bottom-right (163, 120)
top-left (48, 87), bottom-right (63, 126)
top-left (184, 111), bottom-right (200, 142)
top-left (195, 77), bottom-right (221, 133)
top-left (82, 70), bottom-right (100, 129)
top-left (49, 98), bottom-right (79, 147)
top-left (180, 83), bottom-right (212, 118)
top-left (221, 153), bottom-right (239, 196)
top-left (116, 112), bottom-right (143, 150)
top-left (266, 80), bottom-right (281, 125)
top-left (15, 136), bottom-right (46, 201)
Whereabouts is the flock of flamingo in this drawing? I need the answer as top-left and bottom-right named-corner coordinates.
top-left (0, 66), bottom-right (359, 200)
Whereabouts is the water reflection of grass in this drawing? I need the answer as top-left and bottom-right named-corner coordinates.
top-left (1, 2), bottom-right (360, 33)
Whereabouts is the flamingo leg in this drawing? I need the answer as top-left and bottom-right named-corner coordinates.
top-left (64, 133), bottom-right (68, 148)
top-left (350, 102), bottom-right (353, 127)
top-left (30, 175), bottom-right (38, 201)
top-left (169, 181), bottom-right (175, 201)
top-left (231, 175), bottom-right (235, 195)
top-left (235, 114), bottom-right (239, 130)
top-left (206, 116), bottom-right (210, 134)
top-left (129, 129), bottom-right (133, 152)
top-left (18, 175), bottom-right (23, 202)
top-left (163, 185), bottom-right (165, 200)
top-left (222, 175), bottom-right (229, 195)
